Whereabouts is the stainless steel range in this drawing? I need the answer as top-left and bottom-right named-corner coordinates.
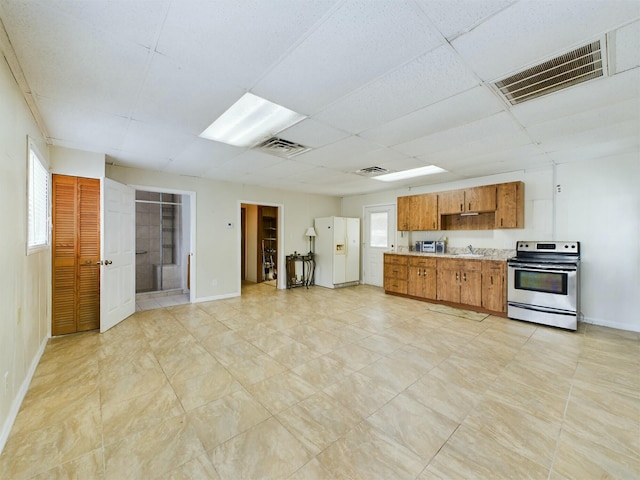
top-left (507, 241), bottom-right (580, 330)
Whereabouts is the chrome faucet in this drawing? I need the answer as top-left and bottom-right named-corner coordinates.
top-left (467, 244), bottom-right (474, 254)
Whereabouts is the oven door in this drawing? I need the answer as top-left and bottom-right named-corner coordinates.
top-left (507, 262), bottom-right (578, 313)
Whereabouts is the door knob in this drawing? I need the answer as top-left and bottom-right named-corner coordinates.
top-left (96, 260), bottom-right (113, 265)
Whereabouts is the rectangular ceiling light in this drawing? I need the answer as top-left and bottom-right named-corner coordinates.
top-left (199, 92), bottom-right (306, 147)
top-left (372, 165), bottom-right (447, 182)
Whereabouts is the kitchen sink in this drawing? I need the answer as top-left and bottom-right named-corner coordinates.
top-left (454, 253), bottom-right (485, 258)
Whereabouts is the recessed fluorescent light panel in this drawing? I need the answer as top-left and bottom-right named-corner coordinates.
top-left (372, 165), bottom-right (447, 182)
top-left (199, 93), bottom-right (306, 147)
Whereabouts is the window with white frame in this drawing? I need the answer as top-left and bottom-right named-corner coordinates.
top-left (27, 141), bottom-right (49, 252)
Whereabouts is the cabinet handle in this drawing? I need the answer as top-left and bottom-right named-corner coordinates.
top-left (491, 275), bottom-right (494, 285)
top-left (460, 203), bottom-right (463, 212)
top-left (500, 218), bottom-right (503, 227)
top-left (456, 272), bottom-right (459, 281)
top-left (393, 270), bottom-right (398, 274)
top-left (463, 273), bottom-right (467, 281)
top-left (468, 202), bottom-right (471, 211)
top-left (417, 270), bottom-right (421, 276)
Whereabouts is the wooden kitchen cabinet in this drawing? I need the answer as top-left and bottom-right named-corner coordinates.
top-left (397, 193), bottom-right (438, 231)
top-left (495, 181), bottom-right (524, 229)
top-left (384, 254), bottom-right (408, 294)
top-left (436, 258), bottom-right (482, 307)
top-left (438, 190), bottom-right (465, 215)
top-left (439, 186), bottom-right (496, 215)
top-left (397, 196), bottom-right (411, 231)
top-left (482, 261), bottom-right (506, 312)
top-left (408, 257), bottom-right (437, 299)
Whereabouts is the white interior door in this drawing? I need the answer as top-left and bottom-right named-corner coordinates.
top-left (100, 178), bottom-right (135, 333)
top-left (363, 205), bottom-right (396, 287)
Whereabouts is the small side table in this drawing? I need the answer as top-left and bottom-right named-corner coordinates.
top-left (286, 254), bottom-right (315, 288)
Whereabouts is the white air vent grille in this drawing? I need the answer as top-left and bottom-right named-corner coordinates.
top-left (355, 166), bottom-right (391, 177)
top-left (254, 137), bottom-right (311, 158)
top-left (494, 41), bottom-right (604, 105)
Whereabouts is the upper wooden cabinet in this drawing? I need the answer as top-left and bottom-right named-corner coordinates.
top-left (495, 181), bottom-right (524, 229)
top-left (439, 185), bottom-right (496, 214)
top-left (397, 181), bottom-right (524, 231)
top-left (397, 193), bottom-right (438, 231)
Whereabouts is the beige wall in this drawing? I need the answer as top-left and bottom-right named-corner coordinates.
top-left (106, 165), bottom-right (341, 299)
top-left (0, 55), bottom-right (50, 450)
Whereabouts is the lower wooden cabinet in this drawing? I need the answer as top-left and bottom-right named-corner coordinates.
top-left (384, 254), bottom-right (408, 294)
top-left (436, 259), bottom-right (481, 307)
top-left (481, 261), bottom-right (506, 312)
top-left (408, 257), bottom-right (436, 299)
top-left (384, 254), bottom-right (505, 315)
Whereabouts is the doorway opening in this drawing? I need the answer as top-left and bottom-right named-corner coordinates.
top-left (240, 202), bottom-right (281, 289)
top-left (135, 190), bottom-right (193, 307)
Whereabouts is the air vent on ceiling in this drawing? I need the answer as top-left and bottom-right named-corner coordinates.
top-left (493, 40), bottom-right (605, 105)
top-left (355, 166), bottom-right (391, 177)
top-left (254, 136), bottom-right (311, 158)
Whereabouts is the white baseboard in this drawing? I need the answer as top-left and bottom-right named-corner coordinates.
top-left (580, 315), bottom-right (640, 333)
top-left (0, 336), bottom-right (48, 455)
top-left (194, 291), bottom-right (240, 303)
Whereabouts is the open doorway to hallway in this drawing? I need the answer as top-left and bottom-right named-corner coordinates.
top-left (241, 203), bottom-right (281, 289)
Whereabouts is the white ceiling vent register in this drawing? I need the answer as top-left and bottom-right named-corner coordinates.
top-left (355, 166), bottom-right (391, 177)
top-left (493, 40), bottom-right (605, 105)
top-left (254, 137), bottom-right (312, 158)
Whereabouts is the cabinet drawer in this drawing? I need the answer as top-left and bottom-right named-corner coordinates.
top-left (384, 277), bottom-right (407, 294)
top-left (384, 254), bottom-right (408, 266)
top-left (437, 258), bottom-right (481, 272)
top-left (409, 257), bottom-right (436, 269)
top-left (482, 260), bottom-right (505, 273)
top-left (385, 264), bottom-right (407, 279)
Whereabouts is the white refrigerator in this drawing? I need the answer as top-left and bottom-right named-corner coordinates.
top-left (314, 216), bottom-right (360, 288)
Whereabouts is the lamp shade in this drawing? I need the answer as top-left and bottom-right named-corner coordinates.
top-left (305, 227), bottom-right (317, 237)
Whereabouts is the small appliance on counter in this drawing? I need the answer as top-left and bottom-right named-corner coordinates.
top-left (415, 240), bottom-right (446, 253)
top-left (415, 240), bottom-right (436, 253)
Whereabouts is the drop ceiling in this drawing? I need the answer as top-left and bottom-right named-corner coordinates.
top-left (0, 0), bottom-right (638, 196)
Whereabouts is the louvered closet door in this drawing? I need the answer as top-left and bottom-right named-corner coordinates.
top-left (52, 175), bottom-right (100, 335)
top-left (77, 178), bottom-right (100, 331)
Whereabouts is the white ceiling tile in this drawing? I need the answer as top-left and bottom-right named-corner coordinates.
top-left (40, 0), bottom-right (169, 49)
top-left (163, 138), bottom-right (244, 176)
top-left (278, 119), bottom-right (350, 148)
top-left (36, 96), bottom-right (128, 152)
top-left (253, 0), bottom-right (443, 114)
top-left (536, 120), bottom-right (639, 154)
top-left (121, 120), bottom-right (196, 160)
top-left (213, 150), bottom-right (284, 175)
top-left (612, 20), bottom-right (640, 74)
top-left (452, 0), bottom-right (640, 81)
top-left (107, 152), bottom-right (172, 172)
top-left (314, 45), bottom-right (480, 133)
top-left (156, 0), bottom-right (340, 88)
top-left (295, 135), bottom-right (383, 167)
top-left (359, 85), bottom-right (505, 146)
top-left (259, 160), bottom-right (317, 179)
top-left (511, 68), bottom-right (640, 126)
top-left (2, 1), bottom-right (151, 116)
top-left (526, 99), bottom-right (640, 143)
top-left (416, 0), bottom-right (515, 40)
top-left (394, 112), bottom-right (525, 157)
top-left (546, 135), bottom-right (639, 164)
top-left (133, 54), bottom-right (247, 135)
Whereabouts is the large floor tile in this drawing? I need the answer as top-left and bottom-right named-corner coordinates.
top-left (210, 417), bottom-right (312, 480)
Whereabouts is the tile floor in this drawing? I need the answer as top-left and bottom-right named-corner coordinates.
top-left (1, 283), bottom-right (638, 479)
top-left (136, 291), bottom-right (190, 311)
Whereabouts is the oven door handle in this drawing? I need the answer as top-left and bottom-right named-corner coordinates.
top-left (508, 263), bottom-right (577, 272)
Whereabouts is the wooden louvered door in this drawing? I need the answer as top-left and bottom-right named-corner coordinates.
top-left (52, 175), bottom-right (100, 335)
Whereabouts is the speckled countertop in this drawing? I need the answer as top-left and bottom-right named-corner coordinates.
top-left (387, 248), bottom-right (516, 262)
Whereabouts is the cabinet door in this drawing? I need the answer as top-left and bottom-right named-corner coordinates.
top-left (412, 193), bottom-right (438, 230)
top-left (437, 268), bottom-right (459, 302)
top-left (495, 182), bottom-right (523, 228)
top-left (397, 196), bottom-right (411, 231)
top-left (408, 266), bottom-right (425, 297)
top-left (482, 262), bottom-right (506, 312)
top-left (422, 267), bottom-right (437, 299)
top-left (460, 270), bottom-right (482, 307)
top-left (438, 190), bottom-right (464, 215)
top-left (465, 185), bottom-right (496, 213)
